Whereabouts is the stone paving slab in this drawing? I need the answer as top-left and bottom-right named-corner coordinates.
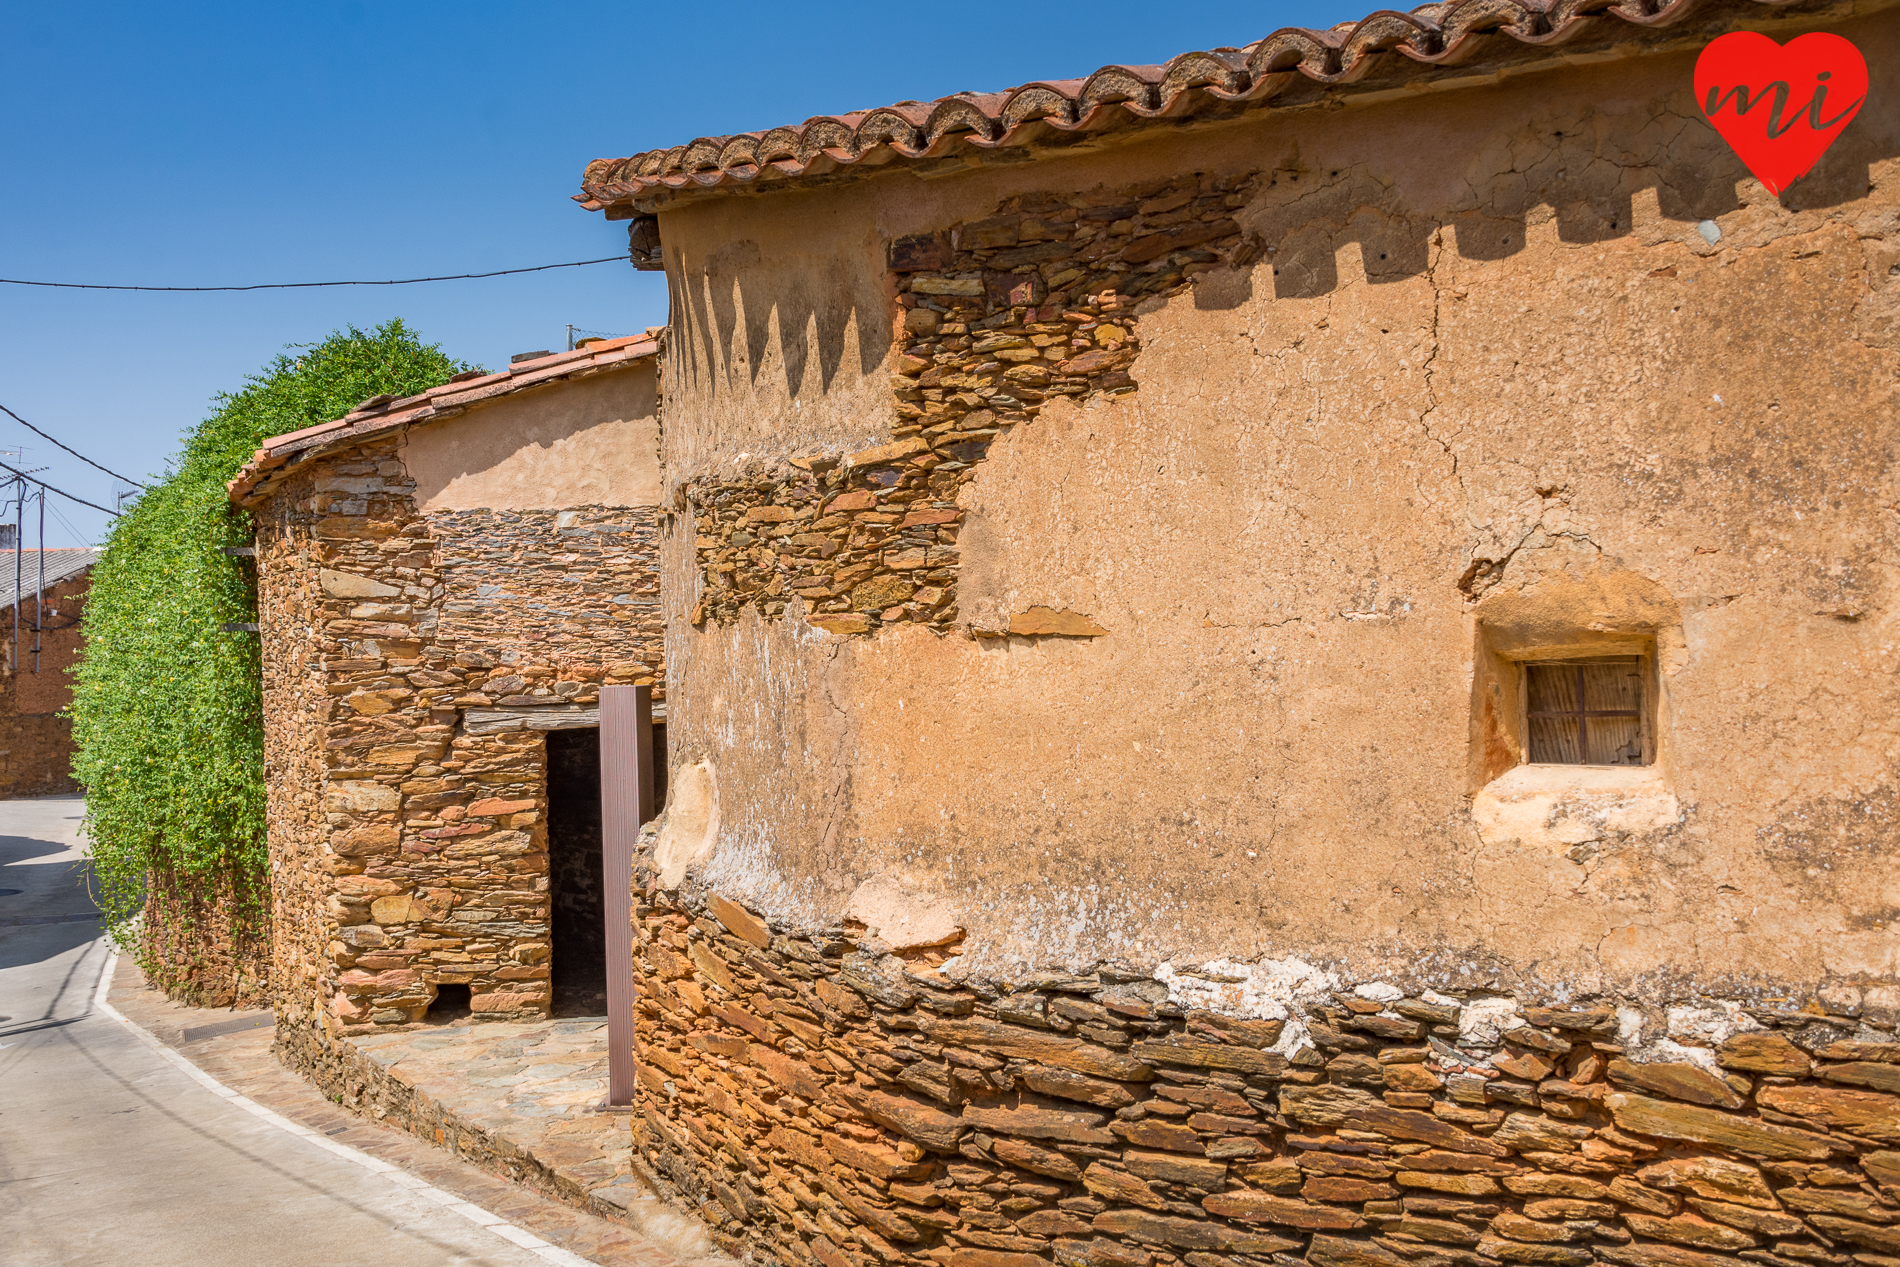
top-left (112, 958), bottom-right (727, 1267)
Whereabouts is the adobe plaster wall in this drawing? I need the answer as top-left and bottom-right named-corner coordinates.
top-left (650, 11), bottom-right (1900, 1008)
top-left (401, 365), bottom-right (662, 511)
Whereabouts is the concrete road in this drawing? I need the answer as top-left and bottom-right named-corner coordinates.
top-left (0, 795), bottom-right (565, 1267)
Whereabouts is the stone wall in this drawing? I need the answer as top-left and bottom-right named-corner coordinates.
top-left (630, 871), bottom-right (1900, 1267)
top-left (140, 864), bottom-right (271, 1008)
top-left (258, 455), bottom-right (335, 1033)
top-left (254, 433), bottom-right (664, 1035)
top-left (0, 569), bottom-right (91, 797)
top-left (688, 173), bottom-right (1254, 639)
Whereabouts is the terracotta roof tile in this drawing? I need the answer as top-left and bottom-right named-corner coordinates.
top-left (577, 0), bottom-right (1823, 210)
top-left (227, 332), bottom-right (661, 507)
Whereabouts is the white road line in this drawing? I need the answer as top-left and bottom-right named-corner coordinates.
top-left (90, 947), bottom-right (597, 1267)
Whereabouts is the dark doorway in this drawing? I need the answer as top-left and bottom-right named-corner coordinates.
top-left (546, 718), bottom-right (669, 1018)
top-left (548, 727), bottom-right (606, 1017)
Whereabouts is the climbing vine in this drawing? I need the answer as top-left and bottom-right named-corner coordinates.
top-left (71, 320), bottom-right (471, 1001)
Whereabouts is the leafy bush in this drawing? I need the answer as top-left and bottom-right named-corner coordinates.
top-left (72, 320), bottom-right (471, 995)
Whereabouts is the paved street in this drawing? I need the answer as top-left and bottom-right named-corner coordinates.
top-left (0, 795), bottom-right (567, 1267)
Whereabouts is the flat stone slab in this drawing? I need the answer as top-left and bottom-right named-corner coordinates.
top-left (285, 1011), bottom-right (729, 1266)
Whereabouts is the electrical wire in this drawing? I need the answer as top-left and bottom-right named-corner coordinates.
top-left (0, 402), bottom-right (149, 489)
top-left (0, 257), bottom-right (626, 292)
top-left (0, 458), bottom-right (119, 516)
top-left (46, 500), bottom-right (85, 546)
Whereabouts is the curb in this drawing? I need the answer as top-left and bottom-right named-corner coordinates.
top-left (91, 948), bottom-right (599, 1267)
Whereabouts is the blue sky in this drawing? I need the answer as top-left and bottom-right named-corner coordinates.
top-left (0, 0), bottom-right (1361, 545)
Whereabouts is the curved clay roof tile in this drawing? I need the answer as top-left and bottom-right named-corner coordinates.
top-left (790, 117), bottom-right (860, 164)
top-left (1246, 28), bottom-right (1342, 80)
top-left (1072, 64), bottom-right (1167, 120)
top-left (1523, 0), bottom-right (1624, 44)
top-left (1415, 0), bottom-right (1537, 64)
top-left (995, 85), bottom-right (1082, 132)
top-left (1327, 12), bottom-right (1442, 80)
top-left (1446, 0), bottom-right (1545, 37)
top-left (1620, 0), bottom-right (1709, 28)
top-left (855, 108), bottom-right (930, 157)
top-left (921, 96), bottom-right (1006, 147)
top-left (575, 0), bottom-right (1823, 207)
top-left (707, 135), bottom-right (761, 171)
top-left (1158, 49), bottom-right (1253, 101)
top-left (750, 126), bottom-right (807, 165)
top-left (681, 137), bottom-right (735, 173)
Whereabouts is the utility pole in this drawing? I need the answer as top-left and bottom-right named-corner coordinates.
top-left (0, 450), bottom-right (51, 676)
top-left (11, 474), bottom-right (22, 676)
top-left (33, 489), bottom-right (45, 674)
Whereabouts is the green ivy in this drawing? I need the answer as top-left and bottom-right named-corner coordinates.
top-left (72, 320), bottom-right (473, 986)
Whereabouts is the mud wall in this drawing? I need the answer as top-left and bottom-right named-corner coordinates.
top-left (401, 365), bottom-right (662, 512)
top-left (649, 9), bottom-right (1900, 1006)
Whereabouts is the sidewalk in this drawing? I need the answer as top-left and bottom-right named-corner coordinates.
top-left (110, 956), bottom-right (724, 1267)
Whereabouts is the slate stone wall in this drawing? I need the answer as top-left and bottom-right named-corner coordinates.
top-left (140, 865), bottom-right (272, 1008)
top-left (629, 872), bottom-right (1900, 1267)
top-left (688, 172), bottom-right (1256, 639)
top-left (254, 434), bottom-right (664, 1036)
top-left (258, 457), bottom-right (333, 1032)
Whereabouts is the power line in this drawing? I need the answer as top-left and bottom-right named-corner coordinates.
top-left (0, 256), bottom-right (626, 293)
top-left (0, 458), bottom-right (119, 517)
top-left (46, 499), bottom-right (84, 545)
top-left (0, 402), bottom-right (149, 489)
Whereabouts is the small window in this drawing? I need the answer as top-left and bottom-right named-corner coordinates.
top-left (1525, 658), bottom-right (1647, 766)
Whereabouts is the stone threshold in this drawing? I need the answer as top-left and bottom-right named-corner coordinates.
top-left (270, 1002), bottom-right (731, 1267)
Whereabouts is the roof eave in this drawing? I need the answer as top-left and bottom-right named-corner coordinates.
top-left (227, 333), bottom-right (662, 509)
top-left (577, 0), bottom-right (1883, 215)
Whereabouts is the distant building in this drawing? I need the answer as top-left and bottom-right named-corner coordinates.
top-left (0, 548), bottom-right (96, 797)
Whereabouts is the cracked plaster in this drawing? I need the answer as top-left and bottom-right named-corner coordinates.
top-left (651, 12), bottom-right (1900, 1009)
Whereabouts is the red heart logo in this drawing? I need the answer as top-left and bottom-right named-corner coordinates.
top-left (1695, 31), bottom-right (1868, 196)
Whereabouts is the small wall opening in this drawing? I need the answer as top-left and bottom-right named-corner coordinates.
top-left (427, 982), bottom-right (471, 1022)
top-left (1468, 562), bottom-right (1679, 790)
top-left (547, 726), bottom-right (606, 1017)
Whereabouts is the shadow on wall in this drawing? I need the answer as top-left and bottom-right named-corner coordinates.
top-left (665, 86), bottom-right (1891, 383)
top-left (670, 235), bottom-right (891, 405)
top-left (1228, 98), bottom-right (1885, 305)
